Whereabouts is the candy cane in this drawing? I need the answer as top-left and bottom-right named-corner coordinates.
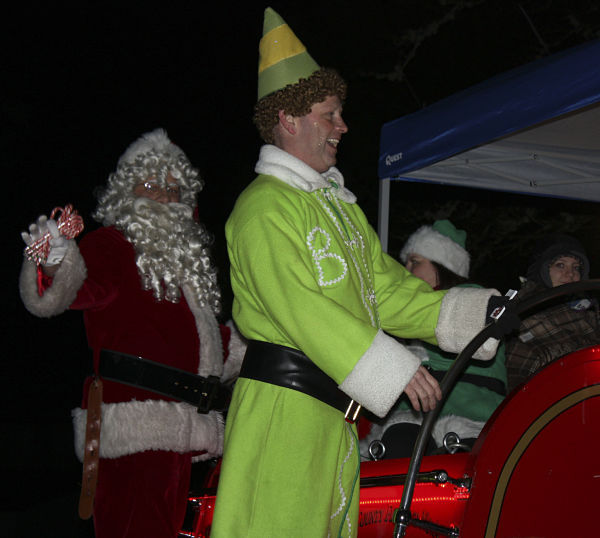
top-left (25, 204), bottom-right (85, 264)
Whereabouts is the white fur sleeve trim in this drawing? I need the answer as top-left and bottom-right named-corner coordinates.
top-left (221, 319), bottom-right (247, 382)
top-left (19, 240), bottom-right (87, 318)
top-left (436, 287), bottom-right (500, 361)
top-left (182, 285), bottom-right (224, 378)
top-left (72, 400), bottom-right (224, 461)
top-left (339, 330), bottom-right (420, 418)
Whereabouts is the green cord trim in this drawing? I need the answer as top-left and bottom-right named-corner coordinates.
top-left (325, 188), bottom-right (351, 241)
top-left (337, 424), bottom-right (361, 538)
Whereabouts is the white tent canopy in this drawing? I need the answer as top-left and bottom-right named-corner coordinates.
top-left (377, 40), bottom-right (600, 251)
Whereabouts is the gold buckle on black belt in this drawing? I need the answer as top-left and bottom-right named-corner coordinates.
top-left (344, 400), bottom-right (362, 423)
top-left (240, 340), bottom-right (362, 423)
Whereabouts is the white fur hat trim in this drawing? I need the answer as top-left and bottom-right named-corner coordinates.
top-left (400, 226), bottom-right (470, 278)
top-left (118, 128), bottom-right (184, 166)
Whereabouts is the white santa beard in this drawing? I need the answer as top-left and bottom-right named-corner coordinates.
top-left (119, 197), bottom-right (220, 308)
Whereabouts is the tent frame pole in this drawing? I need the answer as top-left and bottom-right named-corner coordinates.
top-left (378, 177), bottom-right (391, 253)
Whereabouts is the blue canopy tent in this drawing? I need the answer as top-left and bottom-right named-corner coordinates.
top-left (377, 39), bottom-right (600, 251)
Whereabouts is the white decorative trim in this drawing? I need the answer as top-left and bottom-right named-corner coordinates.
top-left (72, 400), bottom-right (224, 461)
top-left (331, 193), bottom-right (378, 325)
top-left (315, 190), bottom-right (378, 327)
top-left (19, 240), bottom-right (87, 318)
top-left (330, 422), bottom-right (356, 536)
top-left (339, 330), bottom-right (420, 418)
top-left (307, 226), bottom-right (348, 286)
top-left (436, 287), bottom-right (500, 360)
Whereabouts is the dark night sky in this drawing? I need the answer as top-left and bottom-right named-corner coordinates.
top-left (2, 0), bottom-right (599, 531)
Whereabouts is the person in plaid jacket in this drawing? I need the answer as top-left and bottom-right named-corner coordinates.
top-left (506, 234), bottom-right (600, 392)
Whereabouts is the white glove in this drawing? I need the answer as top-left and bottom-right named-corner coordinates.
top-left (21, 215), bottom-right (69, 266)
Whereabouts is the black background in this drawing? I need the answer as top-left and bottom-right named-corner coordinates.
top-left (3, 2), bottom-right (599, 535)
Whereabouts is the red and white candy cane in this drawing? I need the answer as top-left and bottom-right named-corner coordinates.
top-left (25, 204), bottom-right (85, 265)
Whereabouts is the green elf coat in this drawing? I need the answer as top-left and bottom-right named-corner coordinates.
top-left (211, 145), bottom-right (499, 537)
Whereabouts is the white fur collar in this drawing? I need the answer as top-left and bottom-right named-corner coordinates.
top-left (255, 145), bottom-right (357, 204)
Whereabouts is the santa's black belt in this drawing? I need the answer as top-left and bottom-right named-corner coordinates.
top-left (98, 349), bottom-right (230, 414)
top-left (426, 367), bottom-right (506, 396)
top-left (239, 340), bottom-right (361, 422)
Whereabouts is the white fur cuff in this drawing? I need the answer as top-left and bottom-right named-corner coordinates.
top-left (339, 330), bottom-right (420, 418)
top-left (436, 287), bottom-right (500, 360)
top-left (72, 399), bottom-right (224, 461)
top-left (19, 240), bottom-right (86, 318)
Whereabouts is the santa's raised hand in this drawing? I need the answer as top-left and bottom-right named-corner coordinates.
top-left (22, 214), bottom-right (69, 267)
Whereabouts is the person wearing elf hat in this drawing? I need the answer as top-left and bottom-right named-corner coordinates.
top-left (19, 129), bottom-right (245, 538)
top-left (360, 220), bottom-right (508, 459)
top-left (211, 9), bottom-right (509, 537)
top-left (402, 219), bottom-right (471, 290)
top-left (505, 233), bottom-right (599, 392)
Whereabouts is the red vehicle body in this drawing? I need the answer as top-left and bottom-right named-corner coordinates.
top-left (179, 284), bottom-right (600, 537)
top-left (359, 344), bottom-right (600, 537)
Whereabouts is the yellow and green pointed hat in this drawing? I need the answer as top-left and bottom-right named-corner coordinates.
top-left (257, 7), bottom-right (320, 101)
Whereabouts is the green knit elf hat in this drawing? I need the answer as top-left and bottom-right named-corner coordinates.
top-left (257, 7), bottom-right (320, 101)
top-left (400, 219), bottom-right (470, 278)
top-left (432, 219), bottom-right (467, 248)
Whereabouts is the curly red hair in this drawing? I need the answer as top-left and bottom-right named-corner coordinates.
top-left (253, 68), bottom-right (347, 144)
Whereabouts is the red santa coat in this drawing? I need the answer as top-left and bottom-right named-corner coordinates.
top-left (21, 226), bottom-right (242, 461)
top-left (79, 225), bottom-right (214, 394)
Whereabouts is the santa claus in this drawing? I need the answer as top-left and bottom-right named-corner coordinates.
top-left (19, 128), bottom-right (244, 538)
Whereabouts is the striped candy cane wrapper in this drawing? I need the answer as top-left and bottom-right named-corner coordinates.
top-left (25, 204), bottom-right (85, 265)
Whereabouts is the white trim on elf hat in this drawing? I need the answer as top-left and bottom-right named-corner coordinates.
top-left (400, 219), bottom-right (470, 278)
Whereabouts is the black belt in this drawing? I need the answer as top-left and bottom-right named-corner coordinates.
top-left (98, 349), bottom-right (230, 414)
top-left (426, 367), bottom-right (506, 396)
top-left (239, 340), bottom-right (361, 422)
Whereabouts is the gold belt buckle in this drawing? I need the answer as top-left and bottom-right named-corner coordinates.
top-left (344, 399), bottom-right (362, 423)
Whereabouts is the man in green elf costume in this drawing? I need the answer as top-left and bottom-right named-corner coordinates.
top-left (211, 8), bottom-right (504, 537)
